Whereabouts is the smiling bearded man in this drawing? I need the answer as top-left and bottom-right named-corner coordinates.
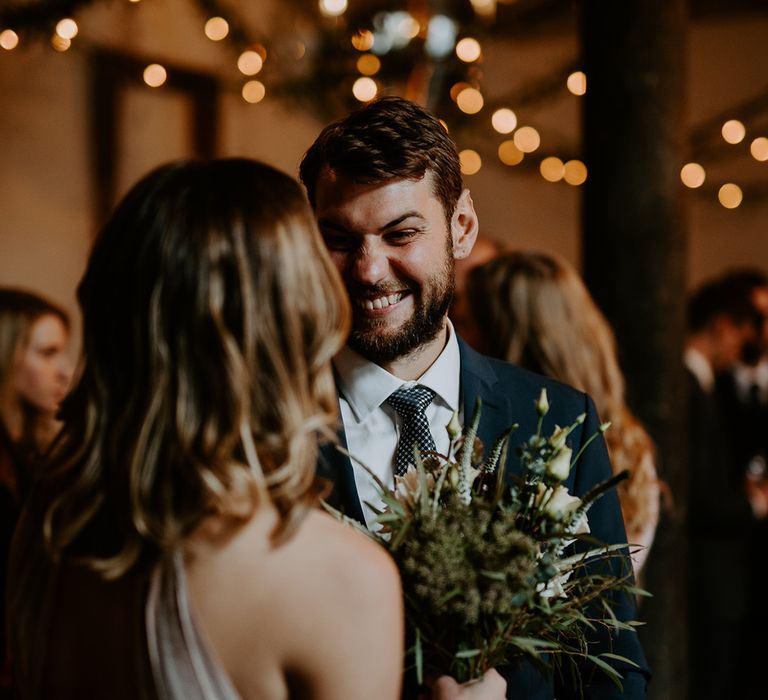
top-left (300, 96), bottom-right (650, 700)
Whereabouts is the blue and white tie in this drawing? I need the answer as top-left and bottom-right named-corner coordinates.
top-left (387, 384), bottom-right (437, 476)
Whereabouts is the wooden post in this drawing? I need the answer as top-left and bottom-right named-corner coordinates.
top-left (581, 2), bottom-right (689, 698)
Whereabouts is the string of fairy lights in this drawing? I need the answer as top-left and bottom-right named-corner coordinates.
top-left (1, 0), bottom-right (766, 209)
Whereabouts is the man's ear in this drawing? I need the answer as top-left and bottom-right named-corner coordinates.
top-left (451, 189), bottom-right (479, 261)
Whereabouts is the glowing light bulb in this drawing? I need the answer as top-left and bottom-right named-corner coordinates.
top-left (351, 30), bottom-right (374, 51)
top-left (205, 17), bottom-right (229, 41)
top-left (513, 126), bottom-right (540, 153)
top-left (722, 119), bottom-right (746, 145)
top-left (491, 108), bottom-right (517, 134)
top-left (456, 87), bottom-right (483, 115)
top-left (352, 77), bottom-right (377, 102)
top-left (498, 140), bottom-right (524, 166)
top-left (680, 163), bottom-right (706, 189)
top-left (718, 183), bottom-right (742, 209)
top-left (319, 0), bottom-right (348, 17)
top-left (0, 29), bottom-right (20, 50)
top-left (51, 34), bottom-right (71, 51)
top-left (456, 37), bottom-right (481, 63)
top-left (55, 18), bottom-right (78, 40)
top-left (356, 54), bottom-right (381, 75)
top-left (540, 157), bottom-right (565, 182)
top-left (563, 160), bottom-right (587, 185)
top-left (242, 80), bottom-right (266, 103)
top-left (566, 71), bottom-right (586, 96)
top-left (238, 50), bottom-right (263, 76)
top-left (459, 149), bottom-right (482, 175)
top-left (143, 64), bottom-right (167, 87)
top-left (750, 137), bottom-right (768, 162)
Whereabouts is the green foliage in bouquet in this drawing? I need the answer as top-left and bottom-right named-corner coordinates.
top-left (326, 389), bottom-right (645, 689)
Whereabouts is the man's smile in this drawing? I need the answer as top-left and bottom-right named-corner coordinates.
top-left (355, 292), bottom-right (405, 311)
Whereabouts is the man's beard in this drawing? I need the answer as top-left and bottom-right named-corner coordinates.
top-left (347, 252), bottom-right (455, 364)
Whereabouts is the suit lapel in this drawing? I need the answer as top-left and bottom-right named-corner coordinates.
top-left (458, 339), bottom-right (512, 459)
top-left (318, 398), bottom-right (367, 525)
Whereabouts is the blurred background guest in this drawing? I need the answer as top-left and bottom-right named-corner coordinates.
top-left (711, 268), bottom-right (768, 696)
top-left (450, 233), bottom-right (502, 342)
top-left (714, 268), bottom-right (768, 482)
top-left (0, 288), bottom-right (71, 697)
top-left (684, 275), bottom-right (768, 700)
top-left (465, 250), bottom-right (660, 579)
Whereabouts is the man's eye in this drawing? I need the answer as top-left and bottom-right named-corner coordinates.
top-left (322, 233), bottom-right (356, 251)
top-left (385, 230), bottom-right (416, 244)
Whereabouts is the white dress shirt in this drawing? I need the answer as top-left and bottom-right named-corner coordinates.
top-left (684, 346), bottom-right (715, 394)
top-left (333, 323), bottom-right (462, 528)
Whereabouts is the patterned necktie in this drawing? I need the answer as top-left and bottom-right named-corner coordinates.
top-left (387, 384), bottom-right (437, 476)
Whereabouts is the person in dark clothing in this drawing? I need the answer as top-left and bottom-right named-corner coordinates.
top-left (684, 276), bottom-right (768, 700)
top-left (0, 288), bottom-right (71, 697)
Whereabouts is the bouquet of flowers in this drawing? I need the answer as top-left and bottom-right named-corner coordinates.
top-left (327, 389), bottom-right (644, 689)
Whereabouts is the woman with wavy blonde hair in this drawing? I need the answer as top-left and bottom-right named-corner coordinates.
top-left (7, 159), bottom-right (405, 700)
top-left (466, 250), bottom-right (660, 577)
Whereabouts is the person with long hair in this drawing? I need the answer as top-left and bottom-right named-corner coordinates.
top-left (465, 251), bottom-right (660, 577)
top-left (6, 158), bottom-right (506, 700)
top-left (0, 287), bottom-right (71, 694)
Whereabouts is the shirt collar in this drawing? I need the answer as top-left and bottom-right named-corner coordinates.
top-left (333, 321), bottom-right (462, 421)
top-left (684, 346), bottom-right (714, 393)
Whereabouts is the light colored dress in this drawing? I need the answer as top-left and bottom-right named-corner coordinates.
top-left (146, 551), bottom-right (241, 700)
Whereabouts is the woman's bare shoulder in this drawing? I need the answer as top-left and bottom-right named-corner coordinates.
top-left (186, 506), bottom-right (403, 700)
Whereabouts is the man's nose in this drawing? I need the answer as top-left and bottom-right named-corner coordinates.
top-left (349, 243), bottom-right (389, 286)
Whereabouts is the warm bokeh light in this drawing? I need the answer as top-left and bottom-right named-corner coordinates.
top-left (750, 137), bottom-right (768, 162)
top-left (238, 50), bottom-right (263, 75)
top-left (459, 149), bottom-right (482, 175)
top-left (540, 157), bottom-right (565, 182)
top-left (456, 87), bottom-right (484, 114)
top-left (204, 17), bottom-right (229, 41)
top-left (680, 162), bottom-right (706, 188)
top-left (513, 126), bottom-right (540, 153)
top-left (450, 82), bottom-right (471, 102)
top-left (242, 80), bottom-right (266, 103)
top-left (0, 29), bottom-right (19, 50)
top-left (722, 119), bottom-right (746, 144)
top-left (456, 37), bottom-right (481, 62)
top-left (319, 0), bottom-right (348, 17)
top-left (356, 53), bottom-right (381, 75)
top-left (718, 183), bottom-right (743, 209)
top-left (498, 140), bottom-right (524, 166)
top-left (351, 29), bottom-right (374, 51)
top-left (566, 71), bottom-right (586, 96)
top-left (470, 0), bottom-right (496, 18)
top-left (352, 77), bottom-right (377, 102)
top-left (143, 64), bottom-right (167, 87)
top-left (51, 34), bottom-right (71, 52)
top-left (55, 18), bottom-right (78, 40)
top-left (563, 160), bottom-right (587, 185)
top-left (491, 108), bottom-right (517, 134)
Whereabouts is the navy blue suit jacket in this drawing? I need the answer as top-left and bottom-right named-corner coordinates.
top-left (319, 340), bottom-right (651, 699)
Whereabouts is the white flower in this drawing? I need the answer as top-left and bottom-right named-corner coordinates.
top-left (393, 467), bottom-right (435, 510)
top-left (535, 388), bottom-right (550, 416)
top-left (546, 445), bottom-right (572, 481)
top-left (538, 573), bottom-right (570, 599)
top-left (549, 424), bottom-right (569, 450)
top-left (542, 484), bottom-right (582, 520)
